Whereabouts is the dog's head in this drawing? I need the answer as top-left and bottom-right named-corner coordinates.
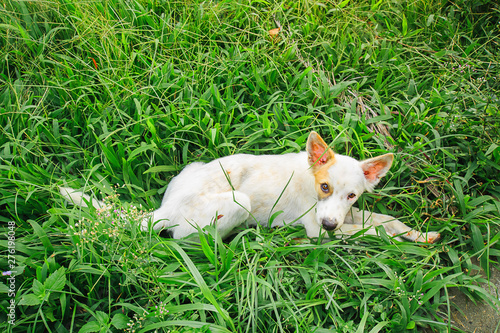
top-left (306, 131), bottom-right (393, 232)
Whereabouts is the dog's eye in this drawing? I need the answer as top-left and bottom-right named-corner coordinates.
top-left (320, 183), bottom-right (329, 193)
top-left (347, 193), bottom-right (356, 199)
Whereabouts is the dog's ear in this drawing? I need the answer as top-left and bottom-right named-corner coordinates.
top-left (360, 153), bottom-right (394, 189)
top-left (306, 131), bottom-right (335, 169)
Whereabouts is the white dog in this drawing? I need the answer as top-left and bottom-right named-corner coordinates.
top-left (61, 131), bottom-right (440, 243)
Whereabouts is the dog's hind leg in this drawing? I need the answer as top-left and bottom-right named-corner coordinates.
top-left (160, 190), bottom-right (251, 239)
top-left (207, 191), bottom-right (252, 239)
top-left (340, 208), bottom-right (440, 243)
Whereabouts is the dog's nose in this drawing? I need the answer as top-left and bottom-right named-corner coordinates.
top-left (322, 218), bottom-right (338, 231)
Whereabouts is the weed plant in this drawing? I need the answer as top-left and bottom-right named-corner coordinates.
top-left (0, 0), bottom-right (499, 332)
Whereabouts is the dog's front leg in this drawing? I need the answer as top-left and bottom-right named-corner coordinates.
top-left (340, 208), bottom-right (440, 243)
top-left (300, 213), bottom-right (328, 239)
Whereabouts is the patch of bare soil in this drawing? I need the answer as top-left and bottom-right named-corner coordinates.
top-left (435, 260), bottom-right (500, 332)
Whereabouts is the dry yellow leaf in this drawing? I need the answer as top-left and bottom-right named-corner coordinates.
top-left (268, 27), bottom-right (281, 38)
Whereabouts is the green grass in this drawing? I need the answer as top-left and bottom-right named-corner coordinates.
top-left (1, 0), bottom-right (500, 332)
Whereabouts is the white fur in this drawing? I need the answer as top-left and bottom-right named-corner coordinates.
top-left (60, 187), bottom-right (103, 209)
top-left (61, 132), bottom-right (440, 243)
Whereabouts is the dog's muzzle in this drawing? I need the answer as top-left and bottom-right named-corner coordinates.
top-left (321, 218), bottom-right (338, 231)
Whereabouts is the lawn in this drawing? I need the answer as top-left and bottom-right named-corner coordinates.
top-left (1, 0), bottom-right (499, 332)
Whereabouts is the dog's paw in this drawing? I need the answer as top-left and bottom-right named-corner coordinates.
top-left (425, 231), bottom-right (440, 244)
top-left (401, 230), bottom-right (440, 243)
top-left (415, 231), bottom-right (440, 244)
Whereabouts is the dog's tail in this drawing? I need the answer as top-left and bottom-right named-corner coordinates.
top-left (60, 186), bottom-right (165, 231)
top-left (60, 187), bottom-right (104, 209)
